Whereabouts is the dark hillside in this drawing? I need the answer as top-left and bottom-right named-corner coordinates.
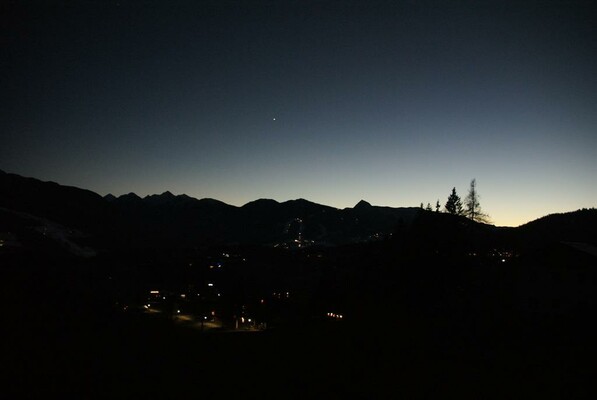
top-left (517, 208), bottom-right (597, 246)
top-left (0, 169), bottom-right (113, 233)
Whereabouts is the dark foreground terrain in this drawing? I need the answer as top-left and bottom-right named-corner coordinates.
top-left (2, 240), bottom-right (596, 399)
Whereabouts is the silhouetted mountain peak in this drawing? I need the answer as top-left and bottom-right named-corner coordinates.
top-left (242, 199), bottom-right (280, 208)
top-left (112, 193), bottom-right (143, 208)
top-left (158, 191), bottom-right (175, 198)
top-left (354, 200), bottom-right (372, 209)
top-left (143, 191), bottom-right (177, 206)
top-left (285, 198), bottom-right (309, 204)
top-left (283, 198), bottom-right (329, 208)
top-left (104, 194), bottom-right (116, 202)
top-left (118, 193), bottom-right (142, 201)
top-left (196, 198), bottom-right (232, 208)
top-left (282, 199), bottom-right (339, 214)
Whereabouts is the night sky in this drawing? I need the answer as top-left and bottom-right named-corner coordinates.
top-left (2, 0), bottom-right (595, 226)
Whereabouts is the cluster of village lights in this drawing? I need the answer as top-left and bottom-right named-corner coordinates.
top-left (327, 312), bottom-right (343, 320)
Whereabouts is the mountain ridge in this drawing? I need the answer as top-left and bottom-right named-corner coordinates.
top-left (1, 169), bottom-right (595, 252)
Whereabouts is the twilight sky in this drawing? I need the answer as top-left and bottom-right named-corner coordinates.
top-left (1, 0), bottom-right (595, 226)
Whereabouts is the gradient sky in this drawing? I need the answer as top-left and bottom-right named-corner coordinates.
top-left (2, 0), bottom-right (595, 227)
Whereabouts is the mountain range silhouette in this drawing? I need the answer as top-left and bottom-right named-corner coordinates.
top-left (1, 169), bottom-right (595, 254)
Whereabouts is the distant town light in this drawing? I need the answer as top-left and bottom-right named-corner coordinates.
top-left (208, 283), bottom-right (214, 287)
top-left (150, 290), bottom-right (159, 294)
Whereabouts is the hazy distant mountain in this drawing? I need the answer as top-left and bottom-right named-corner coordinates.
top-left (1, 169), bottom-right (594, 254)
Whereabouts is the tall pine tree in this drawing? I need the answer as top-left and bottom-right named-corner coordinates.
top-left (445, 187), bottom-right (464, 215)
